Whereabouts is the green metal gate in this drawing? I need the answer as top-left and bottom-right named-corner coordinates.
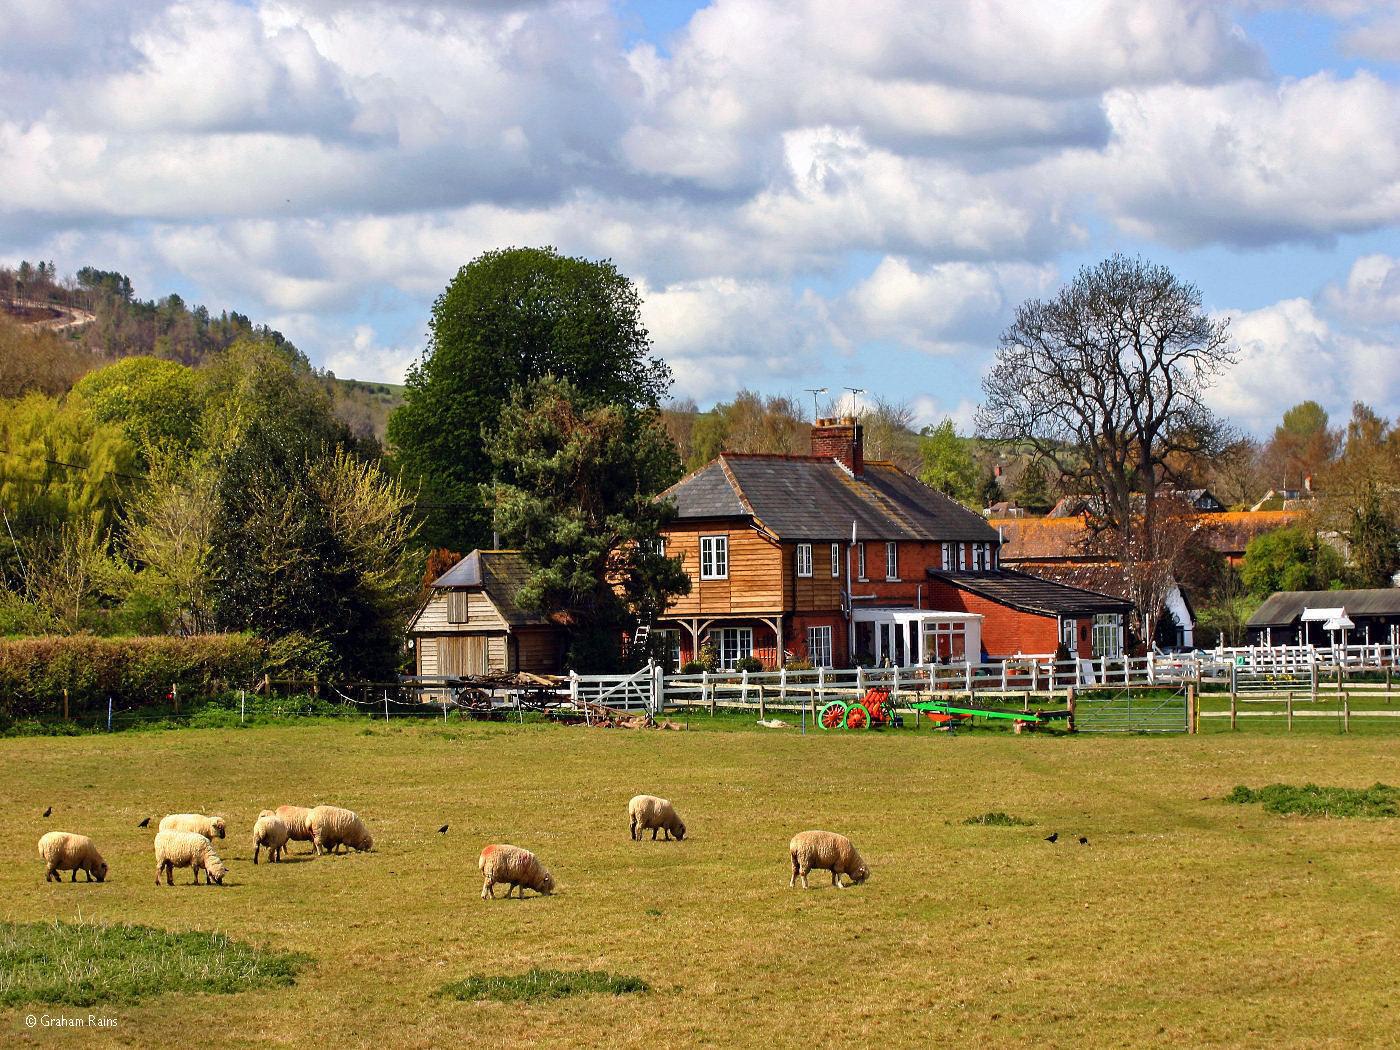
top-left (1073, 686), bottom-right (1189, 733)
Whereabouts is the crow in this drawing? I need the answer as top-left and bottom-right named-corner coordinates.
top-left (137, 817), bottom-right (151, 828)
top-left (42, 806), bottom-right (52, 818)
top-left (1044, 832), bottom-right (1058, 843)
top-left (1078, 836), bottom-right (1089, 845)
top-left (437, 824), bottom-right (449, 834)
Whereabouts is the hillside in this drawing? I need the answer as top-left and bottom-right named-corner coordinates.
top-left (1, 262), bottom-right (402, 441)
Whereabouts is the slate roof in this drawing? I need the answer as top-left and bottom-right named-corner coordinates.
top-left (662, 454), bottom-right (998, 543)
top-left (431, 550), bottom-right (549, 626)
top-left (1248, 589), bottom-right (1400, 627)
top-left (930, 568), bottom-right (1132, 617)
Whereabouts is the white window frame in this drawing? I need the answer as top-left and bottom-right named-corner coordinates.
top-left (654, 537), bottom-right (666, 557)
top-left (856, 542), bottom-right (867, 580)
top-left (830, 543), bottom-right (841, 577)
top-left (1092, 614), bottom-right (1123, 658)
top-left (885, 541), bottom-right (898, 580)
top-left (807, 625), bottom-right (833, 668)
top-left (971, 543), bottom-right (989, 571)
top-left (700, 535), bottom-right (728, 580)
top-left (958, 543), bottom-right (967, 571)
top-left (716, 627), bottom-right (753, 669)
top-left (796, 543), bottom-right (813, 578)
top-left (940, 542), bottom-right (951, 571)
top-left (1060, 617), bottom-right (1077, 655)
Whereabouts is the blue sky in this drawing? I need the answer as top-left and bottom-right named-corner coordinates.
top-left (2, 0), bottom-right (1399, 436)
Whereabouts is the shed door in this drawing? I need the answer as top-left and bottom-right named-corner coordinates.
top-left (442, 635), bottom-right (491, 677)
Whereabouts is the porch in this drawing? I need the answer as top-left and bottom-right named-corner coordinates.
top-left (853, 608), bottom-right (984, 666)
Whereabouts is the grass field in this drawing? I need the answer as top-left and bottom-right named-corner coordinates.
top-left (3, 717), bottom-right (1399, 1047)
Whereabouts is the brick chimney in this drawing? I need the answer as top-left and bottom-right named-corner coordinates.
top-left (811, 416), bottom-right (863, 476)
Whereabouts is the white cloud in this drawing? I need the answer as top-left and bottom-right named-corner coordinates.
top-left (1323, 254), bottom-right (1400, 326)
top-left (1087, 73), bottom-right (1400, 246)
top-left (839, 257), bottom-right (1055, 354)
top-left (1208, 297), bottom-right (1400, 433)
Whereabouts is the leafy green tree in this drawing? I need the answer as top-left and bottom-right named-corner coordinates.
top-left (388, 247), bottom-right (671, 550)
top-left (978, 468), bottom-right (1001, 509)
top-left (1241, 526), bottom-right (1345, 596)
top-left (918, 419), bottom-right (978, 505)
top-left (486, 377), bottom-right (690, 671)
top-left (1011, 459), bottom-right (1053, 512)
top-left (1263, 400), bottom-right (1339, 489)
top-left (0, 393), bottom-right (135, 543)
top-left (73, 356), bottom-right (204, 460)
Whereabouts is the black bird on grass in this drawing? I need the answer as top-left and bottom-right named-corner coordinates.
top-left (42, 806), bottom-right (52, 818)
top-left (137, 817), bottom-right (151, 828)
top-left (1044, 832), bottom-right (1058, 843)
top-left (437, 824), bottom-right (449, 834)
top-left (1078, 836), bottom-right (1089, 845)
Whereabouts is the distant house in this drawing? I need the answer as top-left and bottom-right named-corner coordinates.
top-left (407, 550), bottom-right (565, 677)
top-left (653, 417), bottom-right (1129, 669)
top-left (1046, 488), bottom-right (1224, 519)
top-left (1247, 589), bottom-right (1400, 648)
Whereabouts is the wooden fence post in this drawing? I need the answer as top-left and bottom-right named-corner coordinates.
top-left (1287, 693), bottom-right (1293, 732)
top-left (1230, 687), bottom-right (1237, 731)
top-left (1310, 662), bottom-right (1318, 703)
top-left (1066, 686), bottom-right (1076, 732)
top-left (758, 683), bottom-right (766, 721)
top-left (1186, 684), bottom-right (1196, 735)
top-left (815, 666), bottom-right (824, 721)
top-left (63, 688), bottom-right (69, 722)
top-left (1343, 693), bottom-right (1350, 733)
top-left (172, 682), bottom-right (179, 714)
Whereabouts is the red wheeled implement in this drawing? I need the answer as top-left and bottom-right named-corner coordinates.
top-left (818, 687), bottom-right (903, 730)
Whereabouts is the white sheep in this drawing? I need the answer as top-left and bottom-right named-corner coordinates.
top-left (788, 830), bottom-right (869, 889)
top-left (308, 805), bottom-right (373, 855)
top-left (154, 830), bottom-right (228, 886)
top-left (275, 805), bottom-right (315, 852)
top-left (478, 844), bottom-right (554, 899)
top-left (252, 810), bottom-right (290, 864)
top-left (159, 813), bottom-right (226, 840)
top-left (628, 794), bottom-right (687, 841)
top-left (37, 831), bottom-right (108, 883)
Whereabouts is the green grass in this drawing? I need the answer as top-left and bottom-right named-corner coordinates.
top-left (961, 811), bottom-right (1033, 826)
top-left (4, 719), bottom-right (1400, 1047)
top-left (435, 968), bottom-right (648, 1003)
top-left (1224, 782), bottom-right (1400, 817)
top-left (0, 921), bottom-right (307, 1007)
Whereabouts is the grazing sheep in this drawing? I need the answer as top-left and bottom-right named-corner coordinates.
top-left (252, 810), bottom-right (289, 864)
top-left (628, 794), bottom-right (687, 841)
top-left (308, 805), bottom-right (373, 855)
top-left (275, 805), bottom-right (315, 852)
top-left (159, 813), bottom-right (226, 840)
top-left (154, 830), bottom-right (228, 886)
top-left (37, 832), bottom-right (108, 883)
top-left (478, 844), bottom-right (554, 899)
top-left (788, 830), bottom-right (869, 889)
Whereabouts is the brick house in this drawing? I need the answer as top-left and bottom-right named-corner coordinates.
top-left (654, 418), bottom-right (1130, 669)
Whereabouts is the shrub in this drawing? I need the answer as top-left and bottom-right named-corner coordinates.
top-left (734, 656), bottom-right (764, 673)
top-left (0, 634), bottom-right (265, 720)
top-left (679, 661), bottom-right (707, 674)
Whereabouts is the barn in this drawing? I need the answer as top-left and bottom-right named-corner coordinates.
top-left (1246, 589), bottom-right (1400, 649)
top-left (407, 550), bottom-right (565, 677)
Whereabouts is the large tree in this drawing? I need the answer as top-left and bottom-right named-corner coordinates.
top-left (388, 247), bottom-right (672, 550)
top-left (918, 419), bottom-right (978, 505)
top-left (485, 377), bottom-right (690, 671)
top-left (1317, 402), bottom-right (1400, 587)
top-left (977, 255), bottom-right (1236, 639)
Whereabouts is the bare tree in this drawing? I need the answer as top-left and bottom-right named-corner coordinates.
top-left (978, 255), bottom-right (1237, 639)
top-left (859, 396), bottom-right (921, 473)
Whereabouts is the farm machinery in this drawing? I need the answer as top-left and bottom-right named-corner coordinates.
top-left (817, 686), bottom-right (1073, 732)
top-left (818, 687), bottom-right (904, 730)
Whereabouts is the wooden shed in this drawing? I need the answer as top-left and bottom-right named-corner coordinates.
top-left (407, 550), bottom-right (564, 677)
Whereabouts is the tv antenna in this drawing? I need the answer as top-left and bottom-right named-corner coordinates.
top-left (804, 387), bottom-right (827, 421)
top-left (843, 387), bottom-right (865, 415)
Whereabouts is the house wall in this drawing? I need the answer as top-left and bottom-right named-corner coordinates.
top-left (923, 578), bottom-right (1062, 659)
top-left (663, 521), bottom-right (784, 614)
top-left (410, 590), bottom-right (508, 633)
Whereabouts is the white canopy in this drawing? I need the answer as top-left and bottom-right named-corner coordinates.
top-left (1322, 615), bottom-right (1355, 631)
top-left (1300, 607), bottom-right (1346, 623)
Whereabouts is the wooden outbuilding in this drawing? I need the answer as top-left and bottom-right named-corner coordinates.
top-left (407, 550), bottom-right (565, 677)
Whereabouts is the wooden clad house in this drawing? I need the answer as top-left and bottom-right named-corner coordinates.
top-left (407, 550), bottom-right (564, 677)
top-left (655, 418), bottom-right (1131, 669)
